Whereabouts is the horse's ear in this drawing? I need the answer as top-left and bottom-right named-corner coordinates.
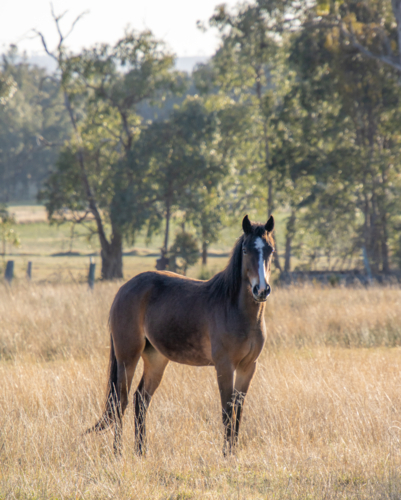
top-left (265, 215), bottom-right (274, 233)
top-left (242, 215), bottom-right (253, 235)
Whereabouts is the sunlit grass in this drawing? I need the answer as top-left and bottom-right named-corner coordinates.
top-left (1, 282), bottom-right (401, 498)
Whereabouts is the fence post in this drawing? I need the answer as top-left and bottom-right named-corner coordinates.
top-left (5, 260), bottom-right (14, 284)
top-left (26, 261), bottom-right (32, 280)
top-left (88, 257), bottom-right (96, 289)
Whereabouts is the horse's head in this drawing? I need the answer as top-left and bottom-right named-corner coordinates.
top-left (241, 214), bottom-right (275, 303)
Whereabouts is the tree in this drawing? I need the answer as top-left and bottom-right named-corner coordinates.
top-left (204, 1), bottom-right (297, 271)
top-left (0, 72), bottom-right (16, 105)
top-left (0, 206), bottom-right (20, 257)
top-left (168, 232), bottom-right (200, 275)
top-left (313, 0), bottom-right (401, 73)
top-left (286, 2), bottom-right (401, 272)
top-left (187, 186), bottom-right (226, 266)
top-left (209, 1), bottom-right (285, 219)
top-left (38, 10), bottom-right (184, 279)
top-left (0, 46), bottom-right (69, 202)
top-left (269, 32), bottom-right (353, 272)
top-left (133, 97), bottom-right (222, 260)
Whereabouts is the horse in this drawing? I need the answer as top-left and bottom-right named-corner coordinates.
top-left (87, 214), bottom-right (275, 456)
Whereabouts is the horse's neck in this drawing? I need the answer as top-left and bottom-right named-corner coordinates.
top-left (238, 280), bottom-right (265, 324)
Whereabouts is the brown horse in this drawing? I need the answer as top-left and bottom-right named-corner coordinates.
top-left (87, 214), bottom-right (275, 456)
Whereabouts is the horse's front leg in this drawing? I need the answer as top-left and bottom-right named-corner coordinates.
top-left (233, 361), bottom-right (257, 446)
top-left (215, 362), bottom-right (235, 456)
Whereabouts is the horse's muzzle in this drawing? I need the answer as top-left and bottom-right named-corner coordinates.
top-left (252, 284), bottom-right (271, 302)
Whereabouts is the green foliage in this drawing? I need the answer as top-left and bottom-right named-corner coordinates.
top-left (0, 74), bottom-right (17, 105)
top-left (132, 96), bottom-right (224, 250)
top-left (168, 232), bottom-right (200, 275)
top-left (6, 2), bottom-right (401, 275)
top-left (197, 266), bottom-right (214, 280)
top-left (285, 0), bottom-right (401, 272)
top-left (0, 46), bottom-right (70, 202)
top-left (38, 27), bottom-right (186, 278)
top-left (0, 205), bottom-right (20, 256)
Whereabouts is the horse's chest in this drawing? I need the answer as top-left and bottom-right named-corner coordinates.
top-left (218, 315), bottom-right (266, 364)
top-left (241, 324), bottom-right (265, 352)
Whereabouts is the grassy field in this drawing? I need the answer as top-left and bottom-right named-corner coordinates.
top-left (2, 205), bottom-right (293, 283)
top-left (1, 282), bottom-right (401, 499)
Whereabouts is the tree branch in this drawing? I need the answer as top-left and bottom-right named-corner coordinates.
top-left (340, 21), bottom-right (401, 73)
top-left (36, 10), bottom-right (111, 253)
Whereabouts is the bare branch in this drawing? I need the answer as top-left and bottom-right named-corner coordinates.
top-left (34, 30), bottom-right (58, 62)
top-left (71, 210), bottom-right (91, 223)
top-left (50, 3), bottom-right (67, 52)
top-left (303, 18), bottom-right (401, 74)
top-left (341, 22), bottom-right (401, 73)
top-left (35, 135), bottom-right (64, 148)
top-left (64, 11), bottom-right (89, 40)
top-left (34, 4), bottom-right (111, 255)
top-left (392, 0), bottom-right (401, 67)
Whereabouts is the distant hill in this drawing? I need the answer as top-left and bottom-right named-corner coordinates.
top-left (26, 54), bottom-right (209, 75)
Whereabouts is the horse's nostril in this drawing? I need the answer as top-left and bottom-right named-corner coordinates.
top-left (252, 285), bottom-right (259, 296)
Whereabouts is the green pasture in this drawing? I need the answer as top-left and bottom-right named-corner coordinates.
top-left (2, 205), bottom-right (288, 283)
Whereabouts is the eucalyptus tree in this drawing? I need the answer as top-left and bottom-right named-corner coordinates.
top-left (202, 1), bottom-right (301, 271)
top-left (0, 46), bottom-right (69, 202)
top-left (38, 10), bottom-right (184, 279)
top-left (269, 30), bottom-right (359, 272)
top-left (288, 1), bottom-right (401, 272)
top-left (208, 0), bottom-right (288, 220)
top-left (313, 0), bottom-right (401, 73)
top-left (132, 96), bottom-right (223, 258)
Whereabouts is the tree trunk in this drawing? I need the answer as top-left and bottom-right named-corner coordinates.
top-left (202, 241), bottom-right (208, 266)
top-left (255, 69), bottom-right (279, 270)
top-left (378, 204), bottom-right (390, 273)
top-left (284, 210), bottom-right (296, 273)
top-left (273, 242), bottom-right (282, 272)
top-left (381, 239), bottom-right (390, 273)
top-left (370, 187), bottom-right (381, 273)
top-left (163, 199), bottom-right (171, 254)
top-left (379, 166), bottom-right (390, 273)
top-left (63, 88), bottom-right (122, 279)
top-left (38, 28), bottom-right (125, 281)
top-left (267, 176), bottom-right (273, 221)
top-left (101, 230), bottom-right (123, 280)
top-left (255, 66), bottom-right (274, 220)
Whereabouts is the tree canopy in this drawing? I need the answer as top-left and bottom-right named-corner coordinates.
top-left (2, 0), bottom-right (401, 278)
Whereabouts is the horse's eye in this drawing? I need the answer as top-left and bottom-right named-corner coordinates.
top-left (243, 248), bottom-right (247, 255)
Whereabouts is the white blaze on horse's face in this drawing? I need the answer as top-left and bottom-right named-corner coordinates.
top-left (254, 237), bottom-right (267, 292)
top-left (243, 235), bottom-right (272, 302)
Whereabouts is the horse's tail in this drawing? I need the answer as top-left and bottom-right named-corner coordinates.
top-left (85, 334), bottom-right (120, 434)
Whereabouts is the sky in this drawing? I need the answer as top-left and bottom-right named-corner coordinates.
top-left (0, 0), bottom-right (239, 58)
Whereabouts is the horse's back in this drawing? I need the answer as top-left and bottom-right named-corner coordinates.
top-left (111, 271), bottom-right (213, 366)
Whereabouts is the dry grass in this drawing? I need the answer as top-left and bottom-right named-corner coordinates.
top-left (1, 283), bottom-right (401, 499)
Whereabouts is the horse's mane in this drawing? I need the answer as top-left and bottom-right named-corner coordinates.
top-left (206, 234), bottom-right (245, 305)
top-left (206, 223), bottom-right (273, 305)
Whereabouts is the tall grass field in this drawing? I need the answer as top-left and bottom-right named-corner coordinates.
top-left (1, 282), bottom-right (401, 499)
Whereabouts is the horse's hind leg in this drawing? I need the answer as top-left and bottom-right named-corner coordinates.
top-left (113, 355), bottom-right (142, 456)
top-left (133, 341), bottom-right (169, 455)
